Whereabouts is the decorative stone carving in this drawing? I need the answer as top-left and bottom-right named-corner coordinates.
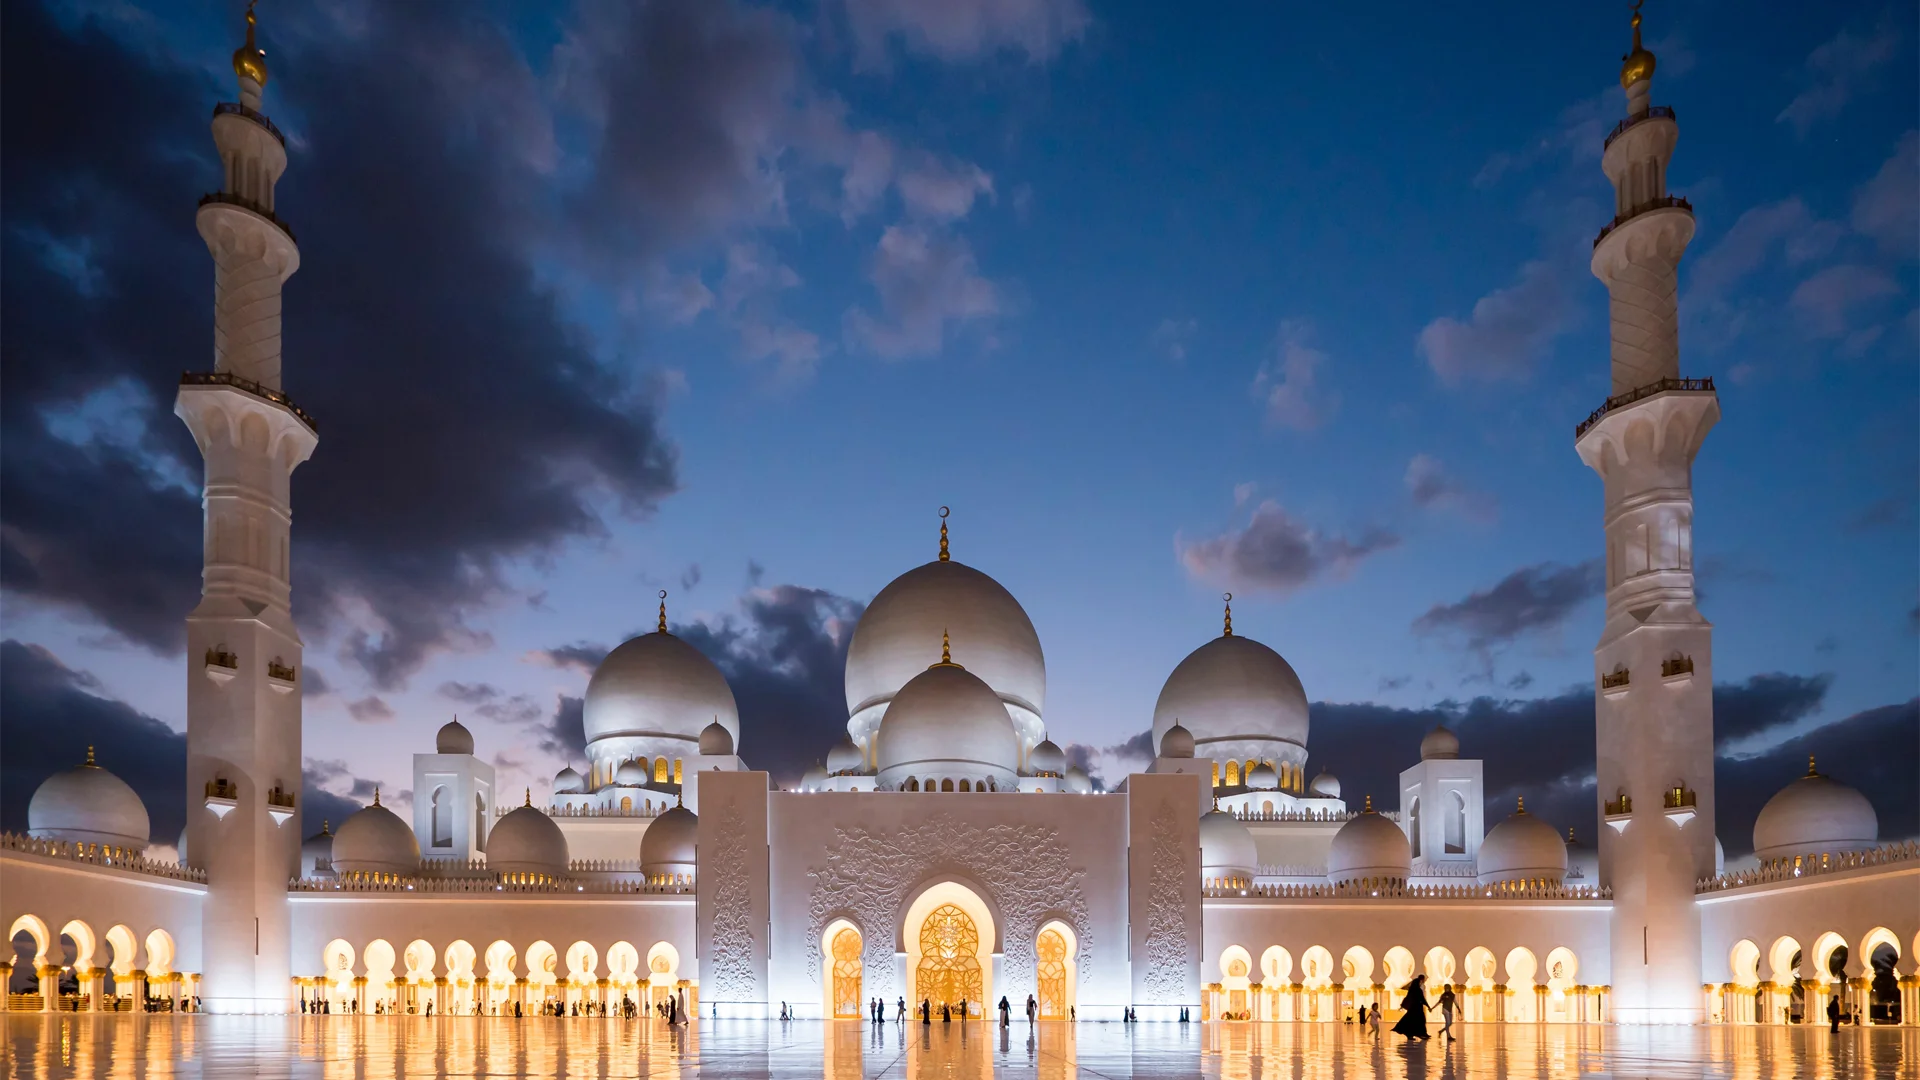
top-left (1140, 798), bottom-right (1191, 1002)
top-left (705, 797), bottom-right (758, 1000)
top-left (804, 813), bottom-right (1091, 1002)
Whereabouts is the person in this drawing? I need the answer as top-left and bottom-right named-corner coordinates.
top-left (959, 1000), bottom-right (967, 1021)
top-left (1069, 1006), bottom-right (1075, 1022)
top-left (1392, 975), bottom-right (1431, 1041)
top-left (922, 999), bottom-right (931, 1025)
top-left (999, 996), bottom-right (1011, 1026)
top-left (1438, 985), bottom-right (1456, 1040)
top-left (1368, 1002), bottom-right (1381, 1037)
top-left (1026, 995), bottom-right (1036, 1024)
top-left (779, 1001), bottom-right (788, 1021)
top-left (942, 1002), bottom-right (951, 1023)
top-left (1828, 994), bottom-right (1841, 1033)
top-left (513, 1000), bottom-right (522, 1018)
top-left (897, 997), bottom-right (906, 1023)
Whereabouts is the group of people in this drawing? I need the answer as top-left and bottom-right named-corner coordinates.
top-left (298, 991), bottom-right (680, 1022)
top-left (1353, 975), bottom-right (1457, 1043)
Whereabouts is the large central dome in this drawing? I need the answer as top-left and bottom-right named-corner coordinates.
top-left (875, 660), bottom-right (1021, 789)
top-left (584, 626), bottom-right (739, 755)
top-left (845, 529), bottom-right (1045, 759)
top-left (1152, 629), bottom-right (1309, 767)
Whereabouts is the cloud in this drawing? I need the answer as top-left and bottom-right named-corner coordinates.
top-left (537, 695), bottom-right (588, 762)
top-left (435, 681), bottom-right (543, 726)
top-left (1152, 318), bottom-right (1198, 362)
top-left (1178, 500), bottom-right (1398, 594)
top-left (844, 225), bottom-right (1000, 358)
top-left (1717, 698), bottom-right (1918, 853)
top-left (1253, 320), bottom-right (1336, 431)
top-left (1061, 729), bottom-right (1154, 792)
top-left (840, 0), bottom-right (1091, 67)
top-left (1412, 561), bottom-right (1603, 655)
top-left (1417, 260), bottom-right (1575, 384)
top-left (1404, 454), bottom-right (1497, 523)
top-left (896, 154), bottom-right (995, 221)
top-left (1472, 92), bottom-right (1612, 188)
top-left (346, 696), bottom-right (397, 724)
top-left (1789, 264), bottom-right (1900, 338)
top-left (525, 641), bottom-right (612, 674)
top-left (1, 2), bottom-right (680, 690)
top-left (1776, 15), bottom-right (1902, 137)
top-left (1851, 131), bottom-right (1919, 258)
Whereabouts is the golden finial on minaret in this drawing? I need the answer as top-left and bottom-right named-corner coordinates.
top-left (1222, 592), bottom-right (1234, 637)
top-left (372, 786), bottom-right (381, 807)
top-left (524, 788), bottom-right (532, 807)
top-left (1517, 795), bottom-right (1527, 814)
top-left (942, 628), bottom-right (951, 664)
top-left (1620, 1), bottom-right (1656, 89)
top-left (84, 745), bottom-right (98, 768)
top-left (938, 506), bottom-right (951, 562)
top-left (1806, 755), bottom-right (1818, 776)
top-left (657, 590), bottom-right (669, 634)
top-left (321, 819), bottom-right (331, 835)
top-left (233, 1), bottom-right (269, 87)
top-left (1567, 826), bottom-right (1576, 843)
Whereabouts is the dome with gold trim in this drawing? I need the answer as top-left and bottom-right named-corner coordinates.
top-left (1620, 9), bottom-right (1655, 88)
top-left (232, 5), bottom-right (268, 86)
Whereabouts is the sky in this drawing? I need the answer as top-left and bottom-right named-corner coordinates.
top-left (2, 0), bottom-right (1915, 858)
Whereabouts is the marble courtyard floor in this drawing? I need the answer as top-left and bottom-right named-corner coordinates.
top-left (3, 1015), bottom-right (1916, 1079)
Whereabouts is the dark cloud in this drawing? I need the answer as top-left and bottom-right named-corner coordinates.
top-left (1404, 454), bottom-right (1498, 522)
top-left (527, 642), bottom-right (612, 674)
top-left (1713, 673), bottom-right (1831, 748)
top-left (1, 2), bottom-right (679, 690)
top-left (346, 696), bottom-right (396, 724)
top-left (1378, 675), bottom-right (1413, 692)
top-left (538, 695), bottom-right (589, 761)
top-left (436, 681), bottom-right (543, 726)
top-left (1179, 501), bottom-right (1399, 594)
top-left (1062, 729), bottom-right (1154, 792)
top-left (1412, 560), bottom-right (1603, 654)
top-left (679, 564), bottom-right (703, 591)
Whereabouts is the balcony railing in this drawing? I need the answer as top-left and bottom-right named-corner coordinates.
top-left (205, 778), bottom-right (239, 801)
top-left (1602, 105), bottom-right (1675, 151)
top-left (1593, 194), bottom-right (1692, 248)
top-left (204, 647), bottom-right (239, 670)
top-left (1575, 376), bottom-right (1715, 439)
top-left (179, 371), bottom-right (317, 432)
top-left (196, 191), bottom-right (297, 243)
top-left (1600, 668), bottom-right (1631, 691)
top-left (1663, 786), bottom-right (1696, 810)
top-left (266, 659), bottom-right (297, 682)
top-left (212, 101), bottom-right (286, 147)
top-left (266, 787), bottom-right (297, 809)
top-left (1662, 655), bottom-right (1694, 678)
top-left (1604, 795), bottom-right (1632, 816)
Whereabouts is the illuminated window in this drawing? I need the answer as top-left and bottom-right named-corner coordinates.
top-left (831, 927), bottom-right (863, 1018)
top-left (1225, 761), bottom-right (1240, 786)
top-left (1037, 929), bottom-right (1067, 1019)
top-left (915, 905), bottom-right (982, 1012)
top-left (654, 759), bottom-right (669, 783)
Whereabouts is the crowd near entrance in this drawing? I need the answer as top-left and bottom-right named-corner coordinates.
top-left (300, 937), bottom-right (694, 1020)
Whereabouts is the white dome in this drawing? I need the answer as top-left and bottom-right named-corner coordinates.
top-left (1420, 725), bottom-right (1460, 760)
top-left (874, 660), bottom-right (1020, 788)
top-left (845, 556), bottom-right (1045, 744)
top-left (1752, 761), bottom-right (1878, 860)
top-left (1160, 722), bottom-right (1195, 759)
top-left (175, 826), bottom-right (190, 867)
top-left (331, 796), bottom-right (420, 876)
top-left (613, 761), bottom-right (648, 787)
top-left (488, 801), bottom-right (569, 877)
top-left (1309, 770), bottom-right (1341, 798)
top-left (1247, 763), bottom-right (1279, 790)
top-left (1478, 801), bottom-right (1567, 884)
top-left (1152, 633), bottom-right (1309, 763)
top-left (826, 734), bottom-right (864, 774)
top-left (801, 763), bottom-right (829, 791)
top-left (552, 766), bottom-right (585, 795)
top-left (1029, 738), bottom-right (1066, 776)
top-left (1064, 766), bottom-right (1093, 794)
top-left (1199, 808), bottom-right (1258, 880)
top-left (584, 629), bottom-right (739, 753)
top-left (300, 822), bottom-right (335, 878)
top-left (699, 720), bottom-right (735, 757)
top-left (1565, 828), bottom-right (1599, 884)
top-left (27, 750), bottom-right (150, 850)
top-left (436, 718), bottom-right (475, 755)
top-left (641, 805), bottom-right (698, 878)
top-left (1328, 804), bottom-right (1411, 884)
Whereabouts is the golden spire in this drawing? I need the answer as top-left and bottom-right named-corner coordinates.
top-left (1516, 795), bottom-right (1527, 814)
top-left (938, 506), bottom-right (951, 562)
top-left (233, 1), bottom-right (269, 87)
top-left (1567, 826), bottom-right (1576, 842)
top-left (1806, 755), bottom-right (1818, 777)
top-left (524, 788), bottom-right (532, 808)
top-left (321, 819), bottom-right (331, 836)
top-left (83, 745), bottom-right (98, 768)
top-left (1363, 794), bottom-right (1374, 813)
top-left (1222, 592), bottom-right (1234, 637)
top-left (930, 628), bottom-right (960, 669)
top-left (372, 787), bottom-right (381, 807)
top-left (657, 590), bottom-right (669, 634)
top-left (1620, 2), bottom-right (1656, 89)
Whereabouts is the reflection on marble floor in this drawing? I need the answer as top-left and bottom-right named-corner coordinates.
top-left (4, 1015), bottom-right (1917, 1078)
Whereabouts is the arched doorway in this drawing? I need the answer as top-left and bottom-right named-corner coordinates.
top-left (830, 925), bottom-right (864, 1018)
top-left (917, 905), bottom-right (983, 1013)
top-left (1036, 922), bottom-right (1077, 1019)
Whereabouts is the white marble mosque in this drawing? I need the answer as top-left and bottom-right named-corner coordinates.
top-left (3, 5), bottom-right (1916, 1034)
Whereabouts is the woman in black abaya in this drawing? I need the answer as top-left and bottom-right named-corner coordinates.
top-left (1391, 975), bottom-right (1431, 1040)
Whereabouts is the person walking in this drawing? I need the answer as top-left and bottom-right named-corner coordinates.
top-left (1392, 975), bottom-right (1431, 1041)
top-left (1026, 994), bottom-right (1037, 1024)
top-left (942, 1002), bottom-right (951, 1024)
top-left (1438, 986), bottom-right (1456, 1041)
top-left (897, 997), bottom-right (906, 1023)
top-left (1368, 1002), bottom-right (1381, 1038)
top-left (999, 996), bottom-right (1011, 1026)
top-left (922, 999), bottom-right (931, 1025)
top-left (1828, 994), bottom-right (1841, 1033)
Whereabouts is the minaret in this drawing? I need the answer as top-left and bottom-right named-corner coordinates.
top-left (1576, 3), bottom-right (1718, 1025)
top-left (175, 2), bottom-right (315, 1014)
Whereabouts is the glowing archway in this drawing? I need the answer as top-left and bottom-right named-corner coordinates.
top-left (1341, 945), bottom-right (1374, 986)
top-left (1811, 931), bottom-right (1848, 983)
top-left (1767, 936), bottom-right (1802, 983)
top-left (58, 919), bottom-right (97, 971)
top-left (1464, 946), bottom-right (1497, 989)
top-left (825, 921), bottom-right (863, 1019)
top-left (902, 881), bottom-right (995, 1015)
top-left (1300, 946), bottom-right (1335, 987)
top-left (144, 930), bottom-right (175, 977)
top-left (105, 925), bottom-right (139, 991)
top-left (1382, 946), bottom-right (1416, 993)
top-left (1036, 921), bottom-right (1078, 1019)
top-left (566, 941), bottom-right (599, 988)
top-left (8, 915), bottom-right (50, 968)
top-left (607, 941), bottom-right (641, 989)
top-left (1261, 946), bottom-right (1293, 984)
top-left (403, 940), bottom-right (437, 983)
top-left (1728, 940), bottom-right (1761, 987)
top-left (1505, 947), bottom-right (1539, 1023)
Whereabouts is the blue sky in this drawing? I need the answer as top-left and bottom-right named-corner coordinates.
top-left (2, 0), bottom-right (1914, 847)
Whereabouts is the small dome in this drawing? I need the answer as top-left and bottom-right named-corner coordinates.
top-left (27, 748), bottom-right (150, 850)
top-left (641, 805), bottom-right (698, 878)
top-left (331, 794), bottom-right (420, 876)
top-left (1564, 827), bottom-right (1599, 884)
top-left (584, 628), bottom-right (740, 754)
top-left (1752, 759), bottom-right (1878, 860)
top-left (826, 734), bottom-right (865, 774)
top-left (1199, 808), bottom-right (1258, 880)
top-left (1420, 725), bottom-right (1460, 761)
top-left (1064, 765), bottom-right (1093, 794)
top-left (801, 762), bottom-right (829, 792)
top-left (1309, 770), bottom-right (1341, 798)
top-left (301, 821), bottom-right (335, 878)
top-left (613, 761), bottom-right (648, 787)
top-left (1160, 722), bottom-right (1195, 759)
top-left (1152, 632), bottom-right (1309, 761)
top-left (700, 720), bottom-right (735, 757)
top-left (1328, 801), bottom-right (1411, 885)
top-left (1246, 763), bottom-right (1279, 790)
top-left (1029, 738), bottom-right (1066, 776)
top-left (1478, 800), bottom-right (1567, 885)
top-left (176, 826), bottom-right (190, 867)
top-left (436, 718), bottom-right (475, 755)
top-left (874, 657), bottom-right (1020, 787)
top-left (488, 798), bottom-right (569, 878)
top-left (552, 766), bottom-right (585, 795)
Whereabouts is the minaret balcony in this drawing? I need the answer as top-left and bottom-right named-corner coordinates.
top-left (179, 371), bottom-right (318, 433)
top-left (197, 191), bottom-right (297, 244)
top-left (1593, 195), bottom-right (1691, 249)
top-left (203, 646), bottom-right (240, 685)
top-left (266, 658), bottom-right (298, 694)
top-left (212, 101), bottom-right (285, 147)
top-left (204, 778), bottom-right (240, 818)
top-left (1661, 655), bottom-right (1695, 685)
top-left (1599, 667), bottom-right (1631, 699)
top-left (1574, 375), bottom-right (1715, 439)
top-left (266, 786), bottom-right (297, 826)
top-left (1603, 794), bottom-right (1633, 833)
top-left (1602, 105), bottom-right (1675, 152)
top-left (1662, 785), bottom-right (1697, 827)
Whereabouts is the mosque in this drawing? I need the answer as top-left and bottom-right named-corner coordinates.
top-left (2, 6), bottom-right (1915, 1031)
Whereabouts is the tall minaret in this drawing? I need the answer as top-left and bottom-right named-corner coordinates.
top-left (1576, 3), bottom-right (1718, 1025)
top-left (175, 2), bottom-right (315, 1014)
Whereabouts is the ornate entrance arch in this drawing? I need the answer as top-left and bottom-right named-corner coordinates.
top-left (831, 926), bottom-right (864, 1018)
top-left (916, 905), bottom-right (983, 1013)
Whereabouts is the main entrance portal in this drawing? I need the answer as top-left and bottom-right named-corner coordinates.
top-left (915, 904), bottom-right (983, 1013)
